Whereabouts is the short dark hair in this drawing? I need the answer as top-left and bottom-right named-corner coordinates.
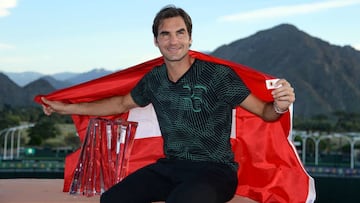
top-left (152, 5), bottom-right (192, 38)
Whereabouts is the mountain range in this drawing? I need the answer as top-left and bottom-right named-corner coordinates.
top-left (1, 23), bottom-right (359, 118)
top-left (4, 68), bottom-right (112, 88)
top-left (211, 24), bottom-right (360, 117)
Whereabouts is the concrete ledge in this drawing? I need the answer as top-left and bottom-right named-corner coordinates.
top-left (0, 179), bottom-right (99, 203)
top-left (153, 195), bottom-right (257, 203)
top-left (0, 179), bottom-right (257, 203)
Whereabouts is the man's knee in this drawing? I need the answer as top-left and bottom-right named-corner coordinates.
top-left (100, 190), bottom-right (112, 203)
top-left (100, 189), bottom-right (133, 203)
top-left (167, 182), bottom-right (218, 203)
top-left (100, 184), bottom-right (129, 203)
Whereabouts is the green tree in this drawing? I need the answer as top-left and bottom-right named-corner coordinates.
top-left (27, 116), bottom-right (60, 146)
top-left (0, 105), bottom-right (21, 130)
top-left (294, 114), bottom-right (334, 133)
top-left (333, 111), bottom-right (360, 132)
top-left (64, 133), bottom-right (81, 149)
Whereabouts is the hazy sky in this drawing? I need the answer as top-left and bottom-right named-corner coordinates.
top-left (1, 0), bottom-right (359, 74)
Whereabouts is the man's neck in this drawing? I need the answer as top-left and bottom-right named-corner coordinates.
top-left (165, 55), bottom-right (195, 82)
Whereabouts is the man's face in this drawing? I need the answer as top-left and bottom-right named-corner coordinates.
top-left (154, 16), bottom-right (192, 62)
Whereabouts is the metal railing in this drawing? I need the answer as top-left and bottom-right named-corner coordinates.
top-left (0, 124), bottom-right (35, 160)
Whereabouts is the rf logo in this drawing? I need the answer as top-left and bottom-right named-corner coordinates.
top-left (183, 84), bottom-right (208, 112)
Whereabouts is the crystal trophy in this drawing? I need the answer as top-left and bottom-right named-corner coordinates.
top-left (69, 118), bottom-right (138, 196)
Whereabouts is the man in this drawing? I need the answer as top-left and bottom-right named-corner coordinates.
top-left (42, 5), bottom-right (295, 203)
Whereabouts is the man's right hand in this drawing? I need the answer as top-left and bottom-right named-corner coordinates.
top-left (41, 97), bottom-right (68, 116)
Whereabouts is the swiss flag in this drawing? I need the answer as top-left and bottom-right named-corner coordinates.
top-left (34, 50), bottom-right (315, 203)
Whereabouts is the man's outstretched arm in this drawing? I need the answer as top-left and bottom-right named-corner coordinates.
top-left (41, 93), bottom-right (139, 116)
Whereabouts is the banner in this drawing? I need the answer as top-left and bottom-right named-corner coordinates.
top-left (34, 50), bottom-right (315, 202)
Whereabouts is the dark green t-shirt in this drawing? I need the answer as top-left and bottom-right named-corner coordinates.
top-left (131, 59), bottom-right (250, 171)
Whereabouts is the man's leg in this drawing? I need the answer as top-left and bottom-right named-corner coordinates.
top-left (100, 162), bottom-right (174, 203)
top-left (166, 162), bottom-right (238, 203)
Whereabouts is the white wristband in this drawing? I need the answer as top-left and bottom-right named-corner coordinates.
top-left (273, 102), bottom-right (288, 114)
